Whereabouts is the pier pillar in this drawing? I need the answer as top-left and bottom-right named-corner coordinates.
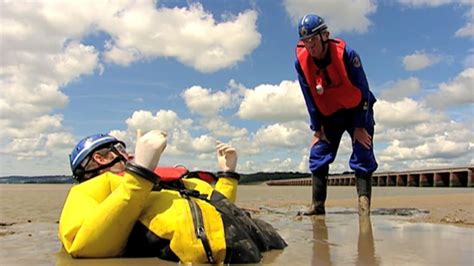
top-left (408, 174), bottom-right (419, 187)
top-left (387, 175), bottom-right (396, 186)
top-left (434, 173), bottom-right (447, 187)
top-left (419, 173), bottom-right (432, 187)
top-left (350, 178), bottom-right (356, 186)
top-left (377, 176), bottom-right (386, 186)
top-left (468, 169), bottom-right (473, 187)
top-left (449, 172), bottom-right (463, 187)
top-left (371, 176), bottom-right (377, 186)
top-left (396, 175), bottom-right (407, 186)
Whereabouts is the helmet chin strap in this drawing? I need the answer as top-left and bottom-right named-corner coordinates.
top-left (319, 32), bottom-right (329, 58)
top-left (83, 150), bottom-right (129, 176)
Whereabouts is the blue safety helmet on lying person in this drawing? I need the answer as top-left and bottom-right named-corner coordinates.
top-left (69, 133), bottom-right (127, 182)
top-left (298, 14), bottom-right (328, 40)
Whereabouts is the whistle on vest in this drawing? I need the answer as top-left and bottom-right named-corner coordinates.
top-left (316, 84), bottom-right (324, 95)
top-left (363, 101), bottom-right (368, 110)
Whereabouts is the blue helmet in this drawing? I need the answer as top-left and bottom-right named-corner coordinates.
top-left (69, 133), bottom-right (124, 179)
top-left (298, 14), bottom-right (327, 40)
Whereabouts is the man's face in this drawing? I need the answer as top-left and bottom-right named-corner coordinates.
top-left (302, 32), bottom-right (327, 59)
top-left (105, 151), bottom-right (127, 173)
top-left (95, 143), bottom-right (130, 174)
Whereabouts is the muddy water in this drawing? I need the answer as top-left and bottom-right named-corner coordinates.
top-left (1, 207), bottom-right (472, 265)
top-left (256, 206), bottom-right (474, 265)
top-left (0, 184), bottom-right (473, 265)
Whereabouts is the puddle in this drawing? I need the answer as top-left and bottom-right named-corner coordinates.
top-left (258, 206), bottom-right (473, 265)
top-left (0, 207), bottom-right (472, 265)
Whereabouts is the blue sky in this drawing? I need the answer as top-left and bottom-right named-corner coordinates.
top-left (1, 0), bottom-right (473, 176)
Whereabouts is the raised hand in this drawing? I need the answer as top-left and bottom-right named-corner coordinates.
top-left (134, 129), bottom-right (167, 170)
top-left (216, 141), bottom-right (237, 172)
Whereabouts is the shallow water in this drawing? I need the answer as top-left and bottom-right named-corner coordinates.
top-left (1, 206), bottom-right (473, 265)
top-left (1, 184), bottom-right (473, 265)
top-left (258, 206), bottom-right (474, 265)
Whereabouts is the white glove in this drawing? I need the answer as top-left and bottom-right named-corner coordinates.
top-left (216, 141), bottom-right (237, 172)
top-left (134, 129), bottom-right (167, 170)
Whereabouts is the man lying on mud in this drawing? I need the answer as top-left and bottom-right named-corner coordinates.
top-left (59, 129), bottom-right (286, 263)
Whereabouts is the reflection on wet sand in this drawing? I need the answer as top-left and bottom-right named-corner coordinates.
top-left (356, 216), bottom-right (380, 266)
top-left (311, 216), bottom-right (332, 265)
top-left (311, 215), bottom-right (381, 266)
top-left (2, 185), bottom-right (473, 265)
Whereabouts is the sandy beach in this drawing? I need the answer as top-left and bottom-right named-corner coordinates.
top-left (0, 184), bottom-right (473, 265)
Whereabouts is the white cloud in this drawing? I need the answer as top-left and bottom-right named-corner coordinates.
top-left (182, 86), bottom-right (231, 117)
top-left (253, 121), bottom-right (311, 148)
top-left (53, 42), bottom-right (100, 85)
top-left (45, 132), bottom-right (76, 151)
top-left (1, 137), bottom-right (49, 159)
top-left (103, 42), bottom-right (139, 66)
top-left (229, 136), bottom-right (262, 157)
top-left (398, 0), bottom-right (474, 38)
top-left (3, 2), bottom-right (261, 73)
top-left (456, 22), bottom-right (474, 38)
top-left (425, 68), bottom-right (474, 108)
top-left (191, 135), bottom-right (216, 153)
top-left (464, 50), bottom-right (474, 68)
top-left (397, 0), bottom-right (455, 7)
top-left (0, 1), bottom-right (261, 175)
top-left (374, 71), bottom-right (473, 172)
top-left (298, 154), bottom-right (309, 172)
top-left (265, 158), bottom-right (294, 172)
top-left (237, 80), bottom-right (307, 122)
top-left (0, 113), bottom-right (72, 156)
top-left (201, 117), bottom-right (248, 138)
top-left (1, 2), bottom-right (102, 171)
top-left (374, 98), bottom-right (434, 127)
top-left (379, 136), bottom-right (470, 162)
top-left (125, 110), bottom-right (193, 133)
top-left (0, 43), bottom-right (98, 123)
top-left (112, 110), bottom-right (221, 163)
top-left (284, 0), bottom-right (377, 34)
top-left (402, 51), bottom-right (442, 71)
top-left (1, 1), bottom-right (472, 177)
top-left (102, 3), bottom-right (261, 72)
top-left (238, 160), bottom-right (258, 173)
top-left (374, 104), bottom-right (473, 171)
top-left (378, 77), bottom-right (422, 101)
top-left (1, 130), bottom-right (75, 161)
top-left (241, 157), bottom-right (299, 173)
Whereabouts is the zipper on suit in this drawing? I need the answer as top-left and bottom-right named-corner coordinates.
top-left (187, 198), bottom-right (215, 263)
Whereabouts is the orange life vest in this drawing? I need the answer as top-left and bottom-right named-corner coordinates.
top-left (296, 38), bottom-right (362, 116)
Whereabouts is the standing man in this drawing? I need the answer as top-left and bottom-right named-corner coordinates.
top-left (295, 14), bottom-right (377, 216)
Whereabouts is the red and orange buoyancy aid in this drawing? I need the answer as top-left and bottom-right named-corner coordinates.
top-left (296, 38), bottom-right (361, 116)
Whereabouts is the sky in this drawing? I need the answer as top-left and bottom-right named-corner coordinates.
top-left (1, 0), bottom-right (473, 176)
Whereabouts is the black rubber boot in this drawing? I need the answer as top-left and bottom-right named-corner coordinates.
top-left (356, 173), bottom-right (372, 216)
top-left (303, 168), bottom-right (328, 216)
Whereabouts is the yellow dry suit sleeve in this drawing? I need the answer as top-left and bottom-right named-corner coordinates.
top-left (215, 177), bottom-right (238, 203)
top-left (58, 172), bottom-right (153, 257)
top-left (181, 177), bottom-right (238, 203)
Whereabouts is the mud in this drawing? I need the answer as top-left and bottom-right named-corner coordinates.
top-left (0, 184), bottom-right (472, 265)
top-left (1, 206), bottom-right (473, 265)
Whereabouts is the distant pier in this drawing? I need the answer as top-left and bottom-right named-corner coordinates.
top-left (266, 166), bottom-right (474, 187)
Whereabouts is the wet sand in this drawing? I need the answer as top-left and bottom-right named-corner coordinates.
top-left (0, 184), bottom-right (473, 265)
top-left (236, 185), bottom-right (474, 227)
